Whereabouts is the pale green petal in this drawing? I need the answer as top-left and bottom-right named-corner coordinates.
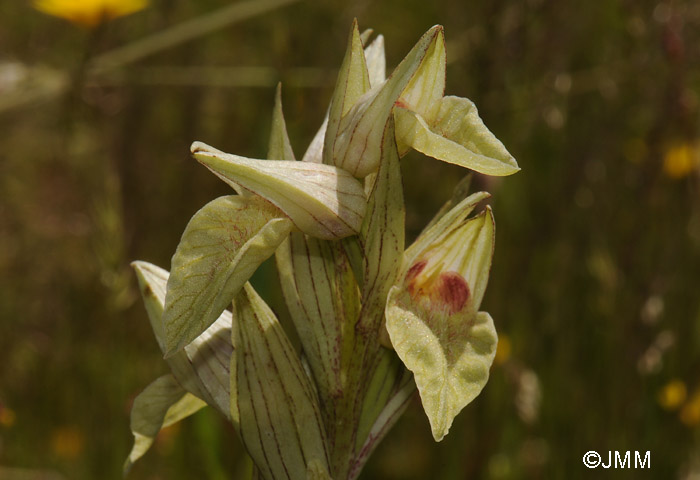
top-left (358, 117), bottom-right (404, 329)
top-left (231, 283), bottom-right (330, 480)
top-left (323, 19), bottom-right (371, 166)
top-left (394, 96), bottom-right (519, 176)
top-left (450, 208), bottom-right (495, 311)
top-left (192, 142), bottom-right (367, 240)
top-left (363, 370), bottom-right (414, 446)
top-left (275, 233), bottom-right (360, 401)
top-left (162, 195), bottom-right (293, 355)
top-left (386, 286), bottom-right (497, 441)
top-left (124, 374), bottom-right (206, 475)
top-left (364, 34), bottom-right (386, 88)
top-left (404, 191), bottom-right (490, 268)
top-left (132, 261), bottom-right (235, 419)
top-left (331, 25), bottom-right (443, 177)
top-left (268, 83), bottom-right (295, 161)
top-left (398, 26), bottom-right (445, 116)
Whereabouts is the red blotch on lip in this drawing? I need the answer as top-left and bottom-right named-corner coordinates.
top-left (435, 272), bottom-right (470, 314)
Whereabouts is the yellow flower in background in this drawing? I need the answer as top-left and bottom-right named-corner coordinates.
top-left (657, 379), bottom-right (687, 410)
top-left (663, 142), bottom-right (699, 179)
top-left (33, 0), bottom-right (148, 28)
top-left (494, 334), bottom-right (512, 366)
top-left (680, 392), bottom-right (700, 427)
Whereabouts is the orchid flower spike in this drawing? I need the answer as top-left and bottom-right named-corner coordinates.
top-left (127, 21), bottom-right (519, 479)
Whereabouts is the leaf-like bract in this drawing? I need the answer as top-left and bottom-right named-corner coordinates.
top-left (304, 29), bottom-right (383, 165)
top-left (276, 233), bottom-right (360, 401)
top-left (132, 261), bottom-right (235, 418)
top-left (302, 115), bottom-right (328, 163)
top-left (124, 374), bottom-right (206, 475)
top-left (352, 349), bottom-right (414, 478)
top-left (268, 83), bottom-right (296, 161)
top-left (358, 117), bottom-right (404, 328)
top-left (323, 19), bottom-right (371, 167)
top-left (231, 284), bottom-right (331, 480)
top-left (162, 195), bottom-right (293, 355)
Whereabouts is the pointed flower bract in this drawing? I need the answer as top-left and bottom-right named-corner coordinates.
top-left (132, 261), bottom-right (234, 419)
top-left (124, 374), bottom-right (205, 474)
top-left (127, 262), bottom-right (236, 472)
top-left (232, 283), bottom-right (331, 480)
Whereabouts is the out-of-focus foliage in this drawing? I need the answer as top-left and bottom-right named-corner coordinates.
top-left (1, 0), bottom-right (699, 479)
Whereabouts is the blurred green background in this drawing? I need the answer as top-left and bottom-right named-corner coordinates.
top-left (1, 0), bottom-right (699, 478)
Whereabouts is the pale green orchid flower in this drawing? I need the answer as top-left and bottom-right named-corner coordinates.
top-left (394, 43), bottom-right (520, 176)
top-left (323, 21), bottom-right (519, 179)
top-left (325, 22), bottom-right (443, 177)
top-left (385, 192), bottom-right (498, 441)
